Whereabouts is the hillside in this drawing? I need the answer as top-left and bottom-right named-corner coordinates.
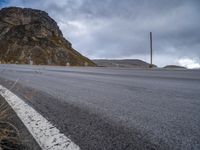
top-left (0, 7), bottom-right (96, 66)
top-left (93, 59), bottom-right (157, 68)
top-left (163, 65), bottom-right (186, 69)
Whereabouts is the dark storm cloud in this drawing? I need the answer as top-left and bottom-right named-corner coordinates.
top-left (1, 0), bottom-right (200, 67)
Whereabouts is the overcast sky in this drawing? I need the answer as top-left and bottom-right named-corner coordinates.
top-left (0, 0), bottom-right (200, 68)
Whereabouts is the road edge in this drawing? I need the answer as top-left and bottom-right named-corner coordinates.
top-left (0, 85), bottom-right (80, 150)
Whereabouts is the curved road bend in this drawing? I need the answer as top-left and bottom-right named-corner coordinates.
top-left (0, 64), bottom-right (200, 150)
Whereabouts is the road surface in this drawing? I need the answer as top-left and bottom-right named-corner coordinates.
top-left (0, 64), bottom-right (200, 150)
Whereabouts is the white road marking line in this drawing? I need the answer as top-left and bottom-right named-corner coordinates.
top-left (0, 85), bottom-right (80, 150)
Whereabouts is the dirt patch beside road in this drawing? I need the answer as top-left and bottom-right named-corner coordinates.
top-left (0, 95), bottom-right (41, 150)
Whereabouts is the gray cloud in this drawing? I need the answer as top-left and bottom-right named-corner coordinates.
top-left (1, 0), bottom-right (200, 67)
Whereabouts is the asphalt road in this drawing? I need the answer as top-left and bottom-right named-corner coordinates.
top-left (0, 64), bottom-right (200, 150)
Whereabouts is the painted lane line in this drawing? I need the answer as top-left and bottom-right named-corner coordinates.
top-left (0, 85), bottom-right (80, 150)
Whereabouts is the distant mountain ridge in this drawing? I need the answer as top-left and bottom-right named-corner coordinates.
top-left (0, 7), bottom-right (96, 66)
top-left (93, 59), bottom-right (156, 68)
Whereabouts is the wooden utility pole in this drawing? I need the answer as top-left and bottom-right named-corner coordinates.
top-left (150, 32), bottom-right (153, 68)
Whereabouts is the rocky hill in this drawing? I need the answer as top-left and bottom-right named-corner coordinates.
top-left (93, 59), bottom-right (157, 68)
top-left (0, 7), bottom-right (96, 66)
top-left (163, 65), bottom-right (186, 69)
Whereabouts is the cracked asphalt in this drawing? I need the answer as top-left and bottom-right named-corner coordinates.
top-left (0, 64), bottom-right (200, 150)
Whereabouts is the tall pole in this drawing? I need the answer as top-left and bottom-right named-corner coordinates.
top-left (150, 32), bottom-right (153, 68)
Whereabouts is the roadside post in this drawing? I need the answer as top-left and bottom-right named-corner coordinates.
top-left (149, 32), bottom-right (153, 68)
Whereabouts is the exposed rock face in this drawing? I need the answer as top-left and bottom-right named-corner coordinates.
top-left (0, 7), bottom-right (96, 66)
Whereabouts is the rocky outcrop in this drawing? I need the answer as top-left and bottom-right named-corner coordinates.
top-left (0, 7), bottom-right (96, 66)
